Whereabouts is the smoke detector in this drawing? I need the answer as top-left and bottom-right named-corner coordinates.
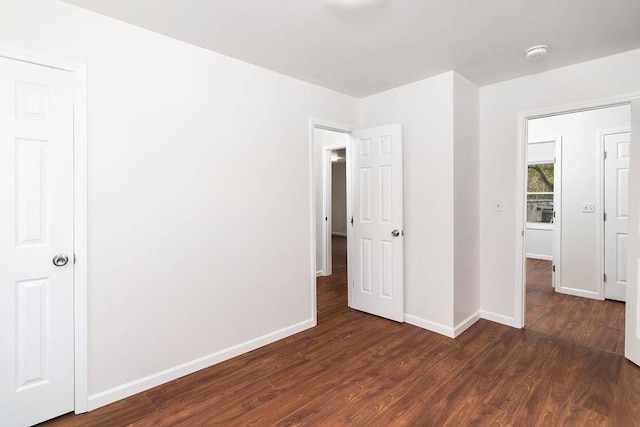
top-left (526, 45), bottom-right (548, 60)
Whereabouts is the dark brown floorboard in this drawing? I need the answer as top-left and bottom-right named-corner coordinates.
top-left (43, 241), bottom-right (640, 426)
top-left (525, 258), bottom-right (625, 355)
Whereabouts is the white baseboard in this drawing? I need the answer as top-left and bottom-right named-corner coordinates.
top-left (453, 311), bottom-right (481, 337)
top-left (480, 310), bottom-right (521, 328)
top-left (404, 314), bottom-right (455, 338)
top-left (316, 270), bottom-right (323, 277)
top-left (87, 318), bottom-right (315, 411)
top-left (331, 232), bottom-right (347, 237)
top-left (557, 286), bottom-right (601, 300)
top-left (526, 253), bottom-right (553, 261)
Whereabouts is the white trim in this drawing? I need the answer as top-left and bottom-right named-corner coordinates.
top-left (0, 45), bottom-right (89, 414)
top-left (515, 93), bottom-right (640, 329)
top-left (324, 140), bottom-right (349, 277)
top-left (480, 310), bottom-right (521, 329)
top-left (332, 232), bottom-right (347, 237)
top-left (553, 138), bottom-right (563, 291)
top-left (87, 319), bottom-right (314, 411)
top-left (526, 222), bottom-right (553, 231)
top-left (555, 286), bottom-right (601, 300)
top-left (308, 119), bottom-right (318, 326)
top-left (309, 119), bottom-right (354, 309)
top-left (323, 148), bottom-right (332, 276)
top-left (404, 314), bottom-right (454, 338)
top-left (316, 270), bottom-right (323, 277)
top-left (453, 311), bottom-right (481, 337)
top-left (526, 253), bottom-right (553, 261)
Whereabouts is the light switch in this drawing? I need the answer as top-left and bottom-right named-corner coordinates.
top-left (581, 203), bottom-right (595, 213)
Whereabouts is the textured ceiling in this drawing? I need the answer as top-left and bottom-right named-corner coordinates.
top-left (61, 0), bottom-right (640, 97)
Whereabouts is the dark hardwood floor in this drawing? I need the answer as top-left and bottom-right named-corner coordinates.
top-left (525, 258), bottom-right (625, 355)
top-left (44, 239), bottom-right (640, 426)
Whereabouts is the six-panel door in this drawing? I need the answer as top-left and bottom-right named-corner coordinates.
top-left (0, 56), bottom-right (75, 426)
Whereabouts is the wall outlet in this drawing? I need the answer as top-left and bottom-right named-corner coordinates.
top-left (581, 203), bottom-right (595, 213)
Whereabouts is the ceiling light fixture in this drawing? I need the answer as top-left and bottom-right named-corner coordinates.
top-left (526, 45), bottom-right (548, 60)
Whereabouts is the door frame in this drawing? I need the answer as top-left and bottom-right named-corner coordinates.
top-left (0, 45), bottom-right (89, 413)
top-left (323, 144), bottom-right (348, 277)
top-left (515, 93), bottom-right (639, 328)
top-left (309, 119), bottom-right (354, 323)
top-left (525, 137), bottom-right (561, 288)
top-left (600, 127), bottom-right (632, 300)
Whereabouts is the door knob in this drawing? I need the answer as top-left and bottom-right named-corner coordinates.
top-left (391, 229), bottom-right (401, 237)
top-left (52, 254), bottom-right (69, 267)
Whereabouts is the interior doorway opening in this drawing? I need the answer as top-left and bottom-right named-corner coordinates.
top-left (521, 104), bottom-right (630, 354)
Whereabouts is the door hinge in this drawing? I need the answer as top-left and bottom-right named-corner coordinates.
top-left (552, 265), bottom-right (556, 272)
top-left (351, 216), bottom-right (354, 226)
top-left (604, 212), bottom-right (607, 221)
top-left (325, 217), bottom-right (328, 221)
top-left (521, 230), bottom-right (524, 237)
top-left (74, 254), bottom-right (76, 264)
top-left (604, 151), bottom-right (607, 160)
top-left (604, 273), bottom-right (607, 283)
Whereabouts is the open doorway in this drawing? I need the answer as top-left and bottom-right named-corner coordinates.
top-left (328, 148), bottom-right (348, 276)
top-left (523, 104), bottom-right (630, 354)
top-left (311, 122), bottom-right (405, 323)
top-left (312, 125), bottom-right (351, 322)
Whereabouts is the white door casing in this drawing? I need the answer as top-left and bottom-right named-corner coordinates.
top-left (351, 124), bottom-right (404, 322)
top-left (0, 56), bottom-right (75, 425)
top-left (625, 99), bottom-right (640, 366)
top-left (604, 131), bottom-right (630, 302)
top-left (553, 138), bottom-right (562, 291)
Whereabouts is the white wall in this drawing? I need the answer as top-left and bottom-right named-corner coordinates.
top-left (360, 72), bottom-right (456, 332)
top-left (525, 229), bottom-right (553, 260)
top-left (359, 71), bottom-right (480, 336)
top-left (480, 48), bottom-right (640, 324)
top-left (453, 73), bottom-right (480, 328)
top-left (0, 0), bottom-right (358, 408)
top-left (331, 161), bottom-right (347, 234)
top-left (528, 106), bottom-right (630, 297)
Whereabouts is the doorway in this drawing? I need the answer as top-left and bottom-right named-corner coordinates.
top-left (311, 121), bottom-right (405, 323)
top-left (522, 104), bottom-right (630, 353)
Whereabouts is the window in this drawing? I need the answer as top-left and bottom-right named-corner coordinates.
top-left (527, 163), bottom-right (554, 224)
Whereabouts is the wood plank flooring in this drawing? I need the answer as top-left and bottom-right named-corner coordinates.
top-left (525, 258), bottom-right (625, 355)
top-left (43, 240), bottom-right (640, 426)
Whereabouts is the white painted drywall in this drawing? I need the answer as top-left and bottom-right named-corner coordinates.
top-left (480, 48), bottom-right (640, 323)
top-left (360, 72), bottom-right (456, 331)
top-left (359, 71), bottom-right (480, 334)
top-left (331, 161), bottom-right (347, 234)
top-left (526, 229), bottom-right (553, 260)
top-left (528, 106), bottom-right (630, 296)
top-left (0, 0), bottom-right (358, 406)
top-left (453, 73), bottom-right (480, 327)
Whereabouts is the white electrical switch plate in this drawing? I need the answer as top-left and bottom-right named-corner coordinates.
top-left (581, 203), bottom-right (595, 213)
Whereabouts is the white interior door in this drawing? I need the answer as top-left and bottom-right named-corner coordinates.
top-left (0, 56), bottom-right (75, 425)
top-left (626, 100), bottom-right (640, 366)
top-left (604, 131), bottom-right (630, 302)
top-left (350, 123), bottom-right (404, 322)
